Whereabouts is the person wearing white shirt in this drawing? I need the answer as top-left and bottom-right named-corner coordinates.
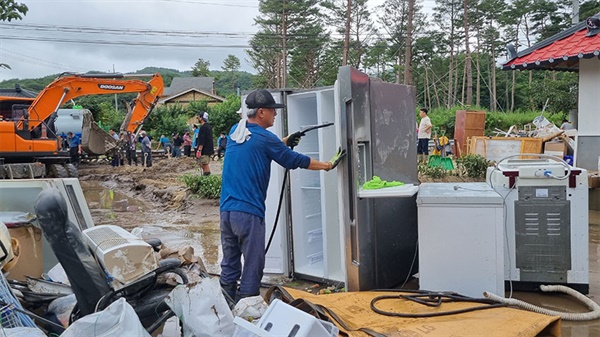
top-left (417, 108), bottom-right (432, 164)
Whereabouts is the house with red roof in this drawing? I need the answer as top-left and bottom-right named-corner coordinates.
top-left (502, 15), bottom-right (600, 171)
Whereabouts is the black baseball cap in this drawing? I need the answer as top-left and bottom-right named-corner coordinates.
top-left (245, 89), bottom-right (286, 109)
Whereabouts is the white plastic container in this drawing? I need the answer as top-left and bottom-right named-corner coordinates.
top-left (259, 299), bottom-right (338, 337)
top-left (233, 299), bottom-right (339, 337)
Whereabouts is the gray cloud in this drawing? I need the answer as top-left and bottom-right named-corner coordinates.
top-left (0, 0), bottom-right (259, 80)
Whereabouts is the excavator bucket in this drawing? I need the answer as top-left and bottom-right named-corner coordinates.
top-left (81, 110), bottom-right (117, 155)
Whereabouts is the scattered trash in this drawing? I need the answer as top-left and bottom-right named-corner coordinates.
top-left (60, 298), bottom-right (150, 337)
top-left (165, 278), bottom-right (234, 337)
top-left (232, 295), bottom-right (268, 321)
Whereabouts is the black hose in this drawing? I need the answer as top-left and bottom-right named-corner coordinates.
top-left (369, 289), bottom-right (506, 318)
top-left (265, 169), bottom-right (289, 254)
top-left (265, 122), bottom-right (333, 254)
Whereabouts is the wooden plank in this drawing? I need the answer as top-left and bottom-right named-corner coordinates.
top-left (468, 137), bottom-right (543, 162)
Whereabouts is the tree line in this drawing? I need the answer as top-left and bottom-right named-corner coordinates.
top-left (247, 0), bottom-right (600, 114)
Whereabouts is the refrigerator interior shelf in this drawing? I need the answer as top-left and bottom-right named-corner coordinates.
top-left (357, 184), bottom-right (419, 198)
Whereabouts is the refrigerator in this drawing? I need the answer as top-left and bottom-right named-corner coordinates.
top-left (255, 67), bottom-right (419, 290)
top-left (335, 67), bottom-right (419, 291)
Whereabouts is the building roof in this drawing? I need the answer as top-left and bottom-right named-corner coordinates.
top-left (159, 88), bottom-right (226, 104)
top-left (163, 77), bottom-right (214, 96)
top-left (0, 84), bottom-right (38, 98)
top-left (502, 15), bottom-right (600, 71)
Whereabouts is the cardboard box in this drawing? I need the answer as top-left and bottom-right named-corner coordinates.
top-left (544, 141), bottom-right (566, 158)
top-left (6, 226), bottom-right (43, 281)
top-left (590, 172), bottom-right (600, 189)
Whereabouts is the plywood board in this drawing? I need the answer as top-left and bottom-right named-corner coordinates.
top-left (469, 137), bottom-right (543, 162)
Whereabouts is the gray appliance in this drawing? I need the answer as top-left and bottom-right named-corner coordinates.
top-left (251, 67), bottom-right (419, 291)
top-left (335, 67), bottom-right (419, 291)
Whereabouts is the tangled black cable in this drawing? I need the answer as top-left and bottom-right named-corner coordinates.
top-left (370, 289), bottom-right (506, 318)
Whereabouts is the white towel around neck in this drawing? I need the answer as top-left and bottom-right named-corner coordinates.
top-left (230, 118), bottom-right (252, 144)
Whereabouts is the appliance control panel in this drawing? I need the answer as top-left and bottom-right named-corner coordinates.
top-left (518, 165), bottom-right (564, 179)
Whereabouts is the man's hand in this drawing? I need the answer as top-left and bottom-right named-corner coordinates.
top-left (327, 147), bottom-right (346, 171)
top-left (286, 131), bottom-right (303, 148)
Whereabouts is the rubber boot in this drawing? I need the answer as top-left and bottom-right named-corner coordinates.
top-left (220, 281), bottom-right (237, 305)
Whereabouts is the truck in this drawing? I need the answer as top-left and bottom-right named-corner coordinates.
top-left (0, 73), bottom-right (164, 178)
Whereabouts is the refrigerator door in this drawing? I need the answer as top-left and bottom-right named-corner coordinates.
top-left (336, 66), bottom-right (419, 291)
top-left (287, 88), bottom-right (344, 283)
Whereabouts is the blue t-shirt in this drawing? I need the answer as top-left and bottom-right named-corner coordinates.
top-left (220, 122), bottom-right (311, 219)
top-left (159, 136), bottom-right (171, 145)
top-left (192, 128), bottom-right (200, 147)
top-left (69, 135), bottom-right (81, 148)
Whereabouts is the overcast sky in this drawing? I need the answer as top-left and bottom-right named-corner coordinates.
top-left (0, 0), bottom-right (434, 81)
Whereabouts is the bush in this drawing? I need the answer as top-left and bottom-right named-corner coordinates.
top-left (180, 173), bottom-right (222, 199)
top-left (419, 164), bottom-right (448, 179)
top-left (456, 154), bottom-right (491, 178)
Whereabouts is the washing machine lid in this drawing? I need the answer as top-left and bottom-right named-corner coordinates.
top-left (417, 182), bottom-right (503, 205)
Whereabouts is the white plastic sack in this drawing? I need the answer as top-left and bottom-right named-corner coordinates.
top-left (165, 278), bottom-right (234, 337)
top-left (233, 295), bottom-right (268, 320)
top-left (0, 327), bottom-right (46, 337)
top-left (60, 298), bottom-right (150, 337)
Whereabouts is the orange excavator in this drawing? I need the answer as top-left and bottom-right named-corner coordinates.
top-left (0, 73), bottom-right (164, 178)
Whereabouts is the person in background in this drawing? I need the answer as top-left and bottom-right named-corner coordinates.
top-left (183, 131), bottom-right (192, 157)
top-left (125, 131), bottom-right (138, 166)
top-left (417, 108), bottom-right (432, 164)
top-left (158, 134), bottom-right (172, 155)
top-left (217, 132), bottom-right (227, 160)
top-left (560, 119), bottom-right (574, 130)
top-left (67, 131), bottom-right (82, 167)
top-left (172, 133), bottom-right (183, 157)
top-left (109, 129), bottom-right (119, 141)
top-left (140, 130), bottom-right (152, 167)
top-left (196, 112), bottom-right (214, 175)
top-left (191, 124), bottom-right (199, 153)
top-left (219, 89), bottom-right (346, 303)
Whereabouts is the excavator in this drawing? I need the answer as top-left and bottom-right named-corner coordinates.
top-left (0, 73), bottom-right (164, 178)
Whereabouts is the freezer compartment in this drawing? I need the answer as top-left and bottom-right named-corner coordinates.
top-left (346, 195), bottom-right (418, 291)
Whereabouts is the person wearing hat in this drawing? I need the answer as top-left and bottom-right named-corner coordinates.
top-left (219, 89), bottom-right (346, 302)
top-left (139, 130), bottom-right (152, 167)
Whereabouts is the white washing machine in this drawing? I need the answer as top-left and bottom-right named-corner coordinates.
top-left (487, 159), bottom-right (589, 293)
top-left (417, 182), bottom-right (505, 298)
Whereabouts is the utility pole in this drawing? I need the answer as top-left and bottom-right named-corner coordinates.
top-left (572, 0), bottom-right (579, 24)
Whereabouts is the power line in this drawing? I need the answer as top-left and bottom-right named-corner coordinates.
top-left (0, 35), bottom-right (252, 48)
top-left (0, 23), bottom-right (349, 39)
top-left (0, 48), bottom-right (87, 71)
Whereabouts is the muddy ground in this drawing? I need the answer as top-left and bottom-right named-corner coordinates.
top-left (78, 156), bottom-right (223, 273)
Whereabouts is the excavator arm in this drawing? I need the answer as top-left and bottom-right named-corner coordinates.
top-left (24, 73), bottom-right (164, 133)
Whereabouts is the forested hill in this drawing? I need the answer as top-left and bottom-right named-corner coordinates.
top-left (0, 66), bottom-right (256, 97)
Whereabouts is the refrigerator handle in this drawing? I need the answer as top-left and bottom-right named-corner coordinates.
top-left (345, 99), bottom-right (359, 264)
